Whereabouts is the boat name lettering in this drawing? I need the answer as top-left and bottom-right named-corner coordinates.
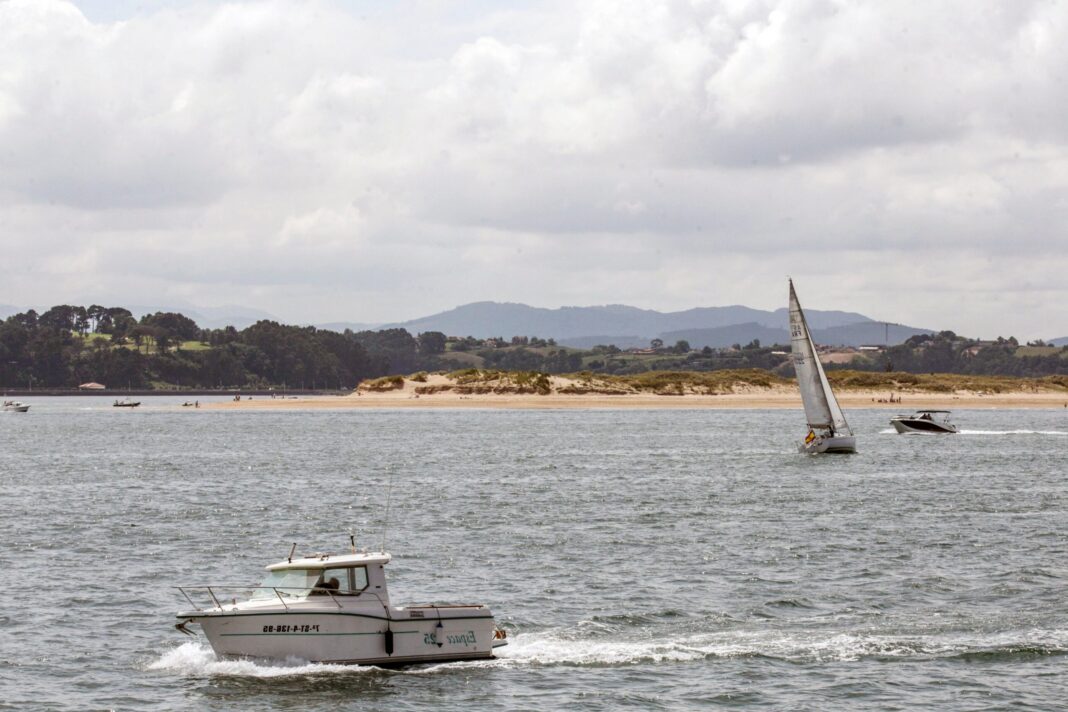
top-left (262, 624), bottom-right (320, 633)
top-left (424, 630), bottom-right (477, 647)
top-left (410, 610), bottom-right (425, 618)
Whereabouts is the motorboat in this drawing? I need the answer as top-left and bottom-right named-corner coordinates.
top-left (175, 547), bottom-right (507, 665)
top-left (890, 410), bottom-right (958, 434)
top-left (2, 400), bottom-right (29, 412)
top-left (789, 279), bottom-right (856, 454)
top-left (113, 397), bottom-right (141, 408)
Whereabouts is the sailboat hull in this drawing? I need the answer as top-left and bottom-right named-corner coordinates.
top-left (800, 435), bottom-right (856, 454)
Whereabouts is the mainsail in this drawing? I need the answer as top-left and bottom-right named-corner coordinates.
top-left (788, 279), bottom-right (852, 436)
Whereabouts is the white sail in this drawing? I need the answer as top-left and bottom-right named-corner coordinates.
top-left (789, 280), bottom-right (852, 437)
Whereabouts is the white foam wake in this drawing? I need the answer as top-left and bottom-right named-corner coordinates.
top-left (880, 428), bottom-right (1067, 436)
top-left (496, 627), bottom-right (1068, 666)
top-left (149, 626), bottom-right (1068, 676)
top-left (959, 430), bottom-right (1067, 436)
top-left (146, 641), bottom-right (509, 677)
top-left (146, 642), bottom-right (366, 678)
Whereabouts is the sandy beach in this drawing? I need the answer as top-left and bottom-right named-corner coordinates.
top-left (208, 374), bottom-right (1068, 410)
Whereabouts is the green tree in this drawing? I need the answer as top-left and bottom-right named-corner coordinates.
top-left (418, 331), bottom-right (447, 355)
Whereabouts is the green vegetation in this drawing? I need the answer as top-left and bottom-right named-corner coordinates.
top-left (364, 375), bottom-right (406, 391)
top-left (434, 368), bottom-right (552, 394)
top-left (827, 370), bottom-right (1068, 394)
top-left (835, 332), bottom-right (1068, 379)
top-left (3, 304), bottom-right (1067, 391)
top-left (1, 305), bottom-right (394, 390)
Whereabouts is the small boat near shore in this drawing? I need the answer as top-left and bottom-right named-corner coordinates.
top-left (890, 410), bottom-right (959, 434)
top-left (175, 546), bottom-right (507, 666)
top-left (2, 400), bottom-right (30, 412)
top-left (113, 397), bottom-right (141, 408)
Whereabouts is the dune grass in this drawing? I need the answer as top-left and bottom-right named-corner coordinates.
top-left (421, 367), bottom-right (1068, 395)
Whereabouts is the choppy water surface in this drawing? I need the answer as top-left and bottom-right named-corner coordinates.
top-left (2, 398), bottom-right (1067, 710)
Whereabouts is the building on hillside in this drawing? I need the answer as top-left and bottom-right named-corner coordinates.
top-left (79, 382), bottom-right (106, 390)
top-left (962, 341), bottom-right (998, 357)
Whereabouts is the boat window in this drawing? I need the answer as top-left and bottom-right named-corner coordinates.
top-left (318, 566), bottom-right (369, 594)
top-left (252, 569), bottom-right (319, 600)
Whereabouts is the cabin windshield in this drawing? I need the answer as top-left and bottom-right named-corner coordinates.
top-left (313, 566), bottom-right (370, 595)
top-left (251, 569), bottom-right (320, 600)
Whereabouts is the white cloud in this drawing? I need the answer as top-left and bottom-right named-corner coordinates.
top-left (0, 0), bottom-right (1066, 339)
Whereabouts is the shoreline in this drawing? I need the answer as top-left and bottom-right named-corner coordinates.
top-left (205, 389), bottom-right (1068, 411)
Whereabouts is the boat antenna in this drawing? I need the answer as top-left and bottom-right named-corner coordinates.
top-left (380, 466), bottom-right (396, 554)
top-left (288, 542), bottom-right (297, 563)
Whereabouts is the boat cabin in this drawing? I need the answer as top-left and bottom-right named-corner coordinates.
top-left (913, 410), bottom-right (950, 420)
top-left (255, 551), bottom-right (392, 605)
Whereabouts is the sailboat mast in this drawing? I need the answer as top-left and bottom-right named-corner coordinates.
top-left (789, 279), bottom-right (851, 436)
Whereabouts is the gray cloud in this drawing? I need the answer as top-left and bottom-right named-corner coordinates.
top-left (0, 0), bottom-right (1066, 339)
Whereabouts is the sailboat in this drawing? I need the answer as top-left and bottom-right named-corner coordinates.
top-left (789, 279), bottom-right (856, 454)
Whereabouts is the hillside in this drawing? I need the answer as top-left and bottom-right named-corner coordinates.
top-left (379, 301), bottom-right (916, 347)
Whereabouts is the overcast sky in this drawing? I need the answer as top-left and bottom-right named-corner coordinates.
top-left (2, 0), bottom-right (1066, 339)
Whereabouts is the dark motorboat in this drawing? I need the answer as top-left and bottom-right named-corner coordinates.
top-left (890, 410), bottom-right (958, 434)
top-left (113, 397), bottom-right (141, 408)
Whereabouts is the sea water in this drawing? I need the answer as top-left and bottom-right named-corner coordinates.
top-left (1, 398), bottom-right (1066, 710)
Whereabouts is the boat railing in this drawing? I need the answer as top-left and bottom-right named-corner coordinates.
top-left (176, 585), bottom-right (344, 611)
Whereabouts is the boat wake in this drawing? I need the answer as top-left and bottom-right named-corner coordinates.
top-left (145, 641), bottom-right (523, 677)
top-left (497, 626), bottom-right (1068, 666)
top-left (958, 430), bottom-right (1068, 436)
top-left (149, 626), bottom-right (1068, 677)
top-left (880, 428), bottom-right (1067, 436)
top-left (147, 642), bottom-right (367, 678)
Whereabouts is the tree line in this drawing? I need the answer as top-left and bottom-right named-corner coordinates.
top-left (2, 306), bottom-right (1065, 389)
top-left (838, 332), bottom-right (1068, 378)
top-left (0, 305), bottom-right (448, 390)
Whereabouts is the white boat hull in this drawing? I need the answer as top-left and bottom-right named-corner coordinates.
top-left (800, 435), bottom-right (856, 454)
top-left (182, 606), bottom-right (498, 665)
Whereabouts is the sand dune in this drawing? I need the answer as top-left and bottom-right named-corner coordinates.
top-left (207, 373), bottom-right (1068, 410)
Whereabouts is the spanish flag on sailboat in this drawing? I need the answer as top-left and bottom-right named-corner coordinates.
top-left (804, 430), bottom-right (816, 444)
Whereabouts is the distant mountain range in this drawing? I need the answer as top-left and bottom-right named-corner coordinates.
top-left (373, 301), bottom-right (933, 348)
top-left (4, 299), bottom-right (1063, 349)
